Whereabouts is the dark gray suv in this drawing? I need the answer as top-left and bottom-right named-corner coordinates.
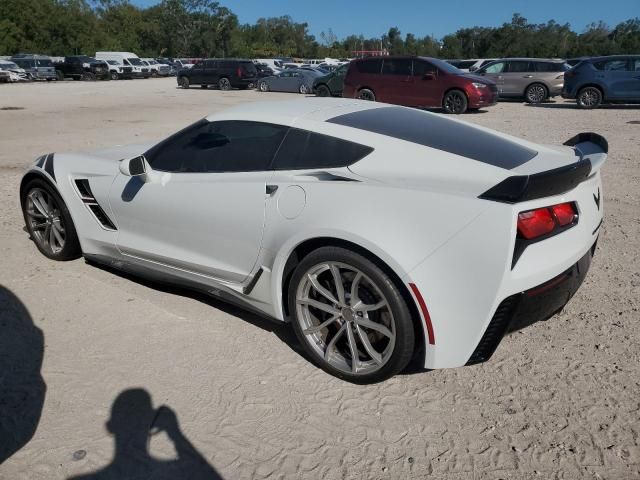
top-left (476, 58), bottom-right (569, 103)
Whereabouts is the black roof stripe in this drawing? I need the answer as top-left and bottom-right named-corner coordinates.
top-left (326, 107), bottom-right (537, 170)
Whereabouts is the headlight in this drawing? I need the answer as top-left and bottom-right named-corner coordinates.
top-left (472, 82), bottom-right (487, 88)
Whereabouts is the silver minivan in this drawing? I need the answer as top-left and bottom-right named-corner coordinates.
top-left (476, 58), bottom-right (569, 103)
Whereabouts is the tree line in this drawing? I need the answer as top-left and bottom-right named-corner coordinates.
top-left (1, 0), bottom-right (639, 59)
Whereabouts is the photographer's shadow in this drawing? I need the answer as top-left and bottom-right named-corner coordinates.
top-left (68, 388), bottom-right (222, 480)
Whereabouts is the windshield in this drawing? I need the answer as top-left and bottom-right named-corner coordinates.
top-left (77, 56), bottom-right (95, 63)
top-left (127, 58), bottom-right (143, 66)
top-left (36, 59), bottom-right (53, 67)
top-left (428, 58), bottom-right (463, 74)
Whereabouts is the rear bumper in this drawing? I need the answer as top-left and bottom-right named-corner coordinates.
top-left (466, 242), bottom-right (595, 364)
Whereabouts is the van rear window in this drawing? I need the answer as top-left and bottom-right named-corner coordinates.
top-left (327, 107), bottom-right (537, 169)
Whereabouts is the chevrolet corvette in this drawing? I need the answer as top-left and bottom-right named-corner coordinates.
top-left (20, 98), bottom-right (606, 383)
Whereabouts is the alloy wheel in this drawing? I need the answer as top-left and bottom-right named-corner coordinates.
top-left (219, 78), bottom-right (231, 90)
top-left (25, 187), bottom-right (66, 255)
top-left (579, 88), bottom-right (600, 108)
top-left (444, 92), bottom-right (465, 113)
top-left (295, 262), bottom-right (396, 375)
top-left (526, 84), bottom-right (546, 103)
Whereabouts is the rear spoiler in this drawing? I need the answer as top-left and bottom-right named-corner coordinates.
top-left (480, 132), bottom-right (607, 204)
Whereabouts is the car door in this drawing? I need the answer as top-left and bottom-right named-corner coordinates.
top-left (597, 58), bottom-right (634, 99)
top-left (501, 60), bottom-right (533, 96)
top-left (632, 58), bottom-right (640, 99)
top-left (379, 58), bottom-right (414, 105)
top-left (189, 61), bottom-right (206, 84)
top-left (478, 61), bottom-right (506, 94)
top-left (328, 64), bottom-right (347, 94)
top-left (108, 120), bottom-right (289, 284)
top-left (411, 59), bottom-right (442, 107)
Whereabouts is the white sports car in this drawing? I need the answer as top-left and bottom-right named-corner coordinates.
top-left (20, 99), bottom-right (606, 383)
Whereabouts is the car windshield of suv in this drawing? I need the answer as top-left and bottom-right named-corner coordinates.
top-left (128, 58), bottom-right (143, 66)
top-left (428, 58), bottom-right (463, 74)
top-left (36, 59), bottom-right (53, 67)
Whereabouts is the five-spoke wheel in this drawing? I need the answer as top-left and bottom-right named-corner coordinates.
top-left (289, 247), bottom-right (415, 383)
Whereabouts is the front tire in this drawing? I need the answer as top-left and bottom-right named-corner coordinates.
top-left (315, 84), bottom-right (330, 97)
top-left (180, 76), bottom-right (189, 89)
top-left (218, 77), bottom-right (231, 91)
top-left (443, 89), bottom-right (468, 114)
top-left (21, 179), bottom-right (81, 261)
top-left (259, 81), bottom-right (269, 92)
top-left (357, 88), bottom-right (376, 101)
top-left (525, 83), bottom-right (547, 104)
top-left (577, 86), bottom-right (602, 109)
top-left (110, 71), bottom-right (119, 81)
top-left (288, 246), bottom-right (415, 384)
top-left (299, 83), bottom-right (308, 94)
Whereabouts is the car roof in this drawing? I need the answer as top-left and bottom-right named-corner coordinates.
top-left (587, 54), bottom-right (640, 61)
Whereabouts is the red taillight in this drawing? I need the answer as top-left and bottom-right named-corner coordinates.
top-left (517, 208), bottom-right (555, 239)
top-left (551, 202), bottom-right (576, 226)
top-left (517, 202), bottom-right (578, 240)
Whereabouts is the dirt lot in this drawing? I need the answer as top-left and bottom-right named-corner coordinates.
top-left (1, 78), bottom-right (639, 480)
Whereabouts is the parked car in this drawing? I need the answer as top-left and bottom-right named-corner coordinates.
top-left (141, 59), bottom-right (171, 77)
top-left (0, 60), bottom-right (29, 82)
top-left (104, 60), bottom-right (133, 80)
top-left (343, 56), bottom-right (497, 114)
top-left (562, 55), bottom-right (640, 109)
top-left (19, 98), bottom-right (606, 383)
top-left (177, 58), bottom-right (257, 90)
top-left (257, 69), bottom-right (320, 94)
top-left (476, 58), bottom-right (569, 103)
top-left (10, 54), bottom-right (57, 81)
top-left (313, 63), bottom-right (348, 97)
top-left (54, 56), bottom-right (110, 81)
top-left (95, 52), bottom-right (150, 78)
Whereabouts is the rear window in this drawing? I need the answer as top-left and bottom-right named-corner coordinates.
top-left (271, 128), bottom-right (373, 170)
top-left (457, 60), bottom-right (477, 69)
top-left (327, 107), bottom-right (537, 170)
top-left (535, 62), bottom-right (568, 72)
top-left (355, 59), bottom-right (382, 74)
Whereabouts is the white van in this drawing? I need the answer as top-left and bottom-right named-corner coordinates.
top-left (95, 52), bottom-right (150, 78)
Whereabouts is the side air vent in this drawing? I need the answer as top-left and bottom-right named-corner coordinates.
top-left (88, 204), bottom-right (117, 231)
top-left (74, 178), bottom-right (117, 231)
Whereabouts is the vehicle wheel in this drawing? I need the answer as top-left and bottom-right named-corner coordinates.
top-left (316, 84), bottom-right (330, 97)
top-left (218, 77), bottom-right (231, 91)
top-left (180, 76), bottom-right (189, 89)
top-left (577, 86), bottom-right (602, 109)
top-left (299, 83), bottom-right (309, 94)
top-left (81, 72), bottom-right (96, 82)
top-left (525, 83), bottom-right (547, 104)
top-left (21, 179), bottom-right (81, 261)
top-left (357, 88), bottom-right (376, 101)
top-left (288, 246), bottom-right (415, 384)
top-left (259, 81), bottom-right (269, 92)
top-left (443, 89), bottom-right (468, 114)
top-left (110, 71), bottom-right (119, 81)
top-left (56, 70), bottom-right (64, 81)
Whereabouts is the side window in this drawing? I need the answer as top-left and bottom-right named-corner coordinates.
top-left (145, 120), bottom-right (288, 173)
top-left (484, 62), bottom-right (505, 74)
top-left (507, 61), bottom-right (532, 73)
top-left (271, 128), bottom-right (373, 170)
top-left (413, 60), bottom-right (437, 76)
top-left (604, 60), bottom-right (629, 71)
top-left (355, 59), bottom-right (382, 74)
top-left (381, 59), bottom-right (412, 75)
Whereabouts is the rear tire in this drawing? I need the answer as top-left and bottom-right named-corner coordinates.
top-left (288, 246), bottom-right (415, 384)
top-left (577, 86), bottom-right (602, 109)
top-left (299, 83), bottom-right (308, 94)
top-left (21, 178), bottom-right (81, 261)
top-left (56, 70), bottom-right (64, 81)
top-left (81, 72), bottom-right (96, 82)
top-left (180, 76), bottom-right (189, 89)
top-left (259, 81), bottom-right (269, 92)
top-left (443, 89), bottom-right (468, 114)
top-left (218, 77), bottom-right (231, 91)
top-left (525, 83), bottom-right (547, 104)
top-left (316, 84), bottom-right (330, 97)
top-left (357, 88), bottom-right (375, 101)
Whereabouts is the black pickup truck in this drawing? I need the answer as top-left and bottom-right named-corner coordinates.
top-left (55, 56), bottom-right (110, 81)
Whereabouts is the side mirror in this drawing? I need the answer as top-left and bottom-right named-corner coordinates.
top-left (119, 155), bottom-right (150, 182)
top-left (423, 73), bottom-right (435, 81)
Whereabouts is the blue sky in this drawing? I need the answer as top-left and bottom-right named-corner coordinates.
top-left (132, 0), bottom-right (637, 39)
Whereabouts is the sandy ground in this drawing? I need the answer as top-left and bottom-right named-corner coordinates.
top-left (0, 78), bottom-right (639, 480)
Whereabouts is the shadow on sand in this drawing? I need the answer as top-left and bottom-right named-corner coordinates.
top-left (0, 286), bottom-right (46, 464)
top-left (68, 388), bottom-right (223, 480)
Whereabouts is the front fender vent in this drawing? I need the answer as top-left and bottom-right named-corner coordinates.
top-left (74, 178), bottom-right (117, 231)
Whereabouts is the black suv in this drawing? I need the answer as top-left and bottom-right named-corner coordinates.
top-left (177, 59), bottom-right (257, 90)
top-left (55, 56), bottom-right (110, 81)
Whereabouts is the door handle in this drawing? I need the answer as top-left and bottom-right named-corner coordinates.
top-left (523, 75), bottom-right (533, 78)
top-left (265, 184), bottom-right (278, 195)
